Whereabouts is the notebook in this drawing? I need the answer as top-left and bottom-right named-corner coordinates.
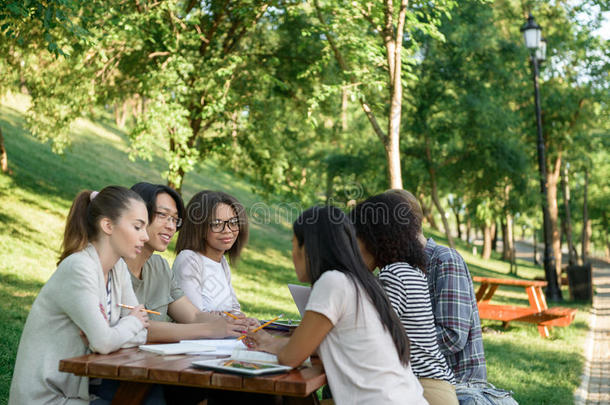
top-left (139, 342), bottom-right (215, 355)
top-left (287, 283), bottom-right (311, 317)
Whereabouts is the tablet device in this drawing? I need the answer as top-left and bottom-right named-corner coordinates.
top-left (287, 283), bottom-right (311, 318)
top-left (192, 359), bottom-right (292, 375)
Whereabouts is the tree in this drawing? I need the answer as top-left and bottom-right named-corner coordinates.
top-left (20, 0), bottom-right (280, 193)
top-left (311, 0), bottom-right (455, 189)
top-left (522, 1), bottom-right (609, 279)
top-left (402, 0), bottom-right (527, 249)
top-left (1, 0), bottom-right (88, 174)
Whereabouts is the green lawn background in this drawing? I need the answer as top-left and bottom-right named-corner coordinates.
top-left (0, 93), bottom-right (589, 404)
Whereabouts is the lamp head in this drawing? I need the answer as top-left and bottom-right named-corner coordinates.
top-left (520, 13), bottom-right (542, 50)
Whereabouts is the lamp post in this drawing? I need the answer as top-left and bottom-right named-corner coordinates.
top-left (520, 14), bottom-right (562, 301)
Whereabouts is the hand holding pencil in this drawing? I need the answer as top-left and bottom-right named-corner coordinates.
top-left (237, 314), bottom-right (284, 341)
top-left (119, 304), bottom-right (152, 328)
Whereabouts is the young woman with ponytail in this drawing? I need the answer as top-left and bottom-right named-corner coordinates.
top-left (244, 206), bottom-right (427, 405)
top-left (10, 186), bottom-right (151, 405)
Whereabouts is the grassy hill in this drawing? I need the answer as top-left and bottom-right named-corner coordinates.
top-left (0, 93), bottom-right (590, 404)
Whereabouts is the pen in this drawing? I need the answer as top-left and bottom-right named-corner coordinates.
top-left (237, 314), bottom-right (284, 341)
top-left (118, 304), bottom-right (161, 315)
top-left (223, 311), bottom-right (240, 320)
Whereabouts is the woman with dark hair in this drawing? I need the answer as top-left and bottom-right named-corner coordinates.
top-left (125, 183), bottom-right (248, 342)
top-left (10, 186), bottom-right (149, 404)
top-left (351, 193), bottom-right (458, 405)
top-left (173, 190), bottom-right (249, 315)
top-left (244, 206), bottom-right (426, 405)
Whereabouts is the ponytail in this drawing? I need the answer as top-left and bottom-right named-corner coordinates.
top-left (58, 191), bottom-right (94, 265)
top-left (58, 186), bottom-right (143, 265)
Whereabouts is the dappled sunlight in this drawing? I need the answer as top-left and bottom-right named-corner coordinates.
top-left (484, 335), bottom-right (584, 404)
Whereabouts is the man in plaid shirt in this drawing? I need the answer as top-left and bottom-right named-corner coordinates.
top-left (423, 238), bottom-right (487, 383)
top-left (386, 189), bottom-right (486, 383)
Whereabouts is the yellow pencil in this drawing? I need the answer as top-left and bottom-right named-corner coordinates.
top-left (223, 311), bottom-right (240, 320)
top-left (237, 314), bottom-right (284, 341)
top-left (118, 303), bottom-right (161, 316)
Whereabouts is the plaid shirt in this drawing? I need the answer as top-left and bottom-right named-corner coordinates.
top-left (425, 238), bottom-right (487, 383)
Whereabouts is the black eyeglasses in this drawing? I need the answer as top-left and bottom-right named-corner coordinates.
top-left (210, 217), bottom-right (240, 233)
top-left (154, 211), bottom-right (183, 227)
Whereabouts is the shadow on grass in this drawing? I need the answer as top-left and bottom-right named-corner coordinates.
top-left (485, 338), bottom-right (583, 405)
top-left (0, 212), bottom-right (41, 247)
top-left (0, 273), bottom-right (43, 402)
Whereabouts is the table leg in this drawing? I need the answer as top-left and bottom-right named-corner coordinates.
top-left (110, 381), bottom-right (153, 405)
top-left (525, 286), bottom-right (547, 312)
top-left (537, 325), bottom-right (550, 338)
top-left (476, 283), bottom-right (498, 305)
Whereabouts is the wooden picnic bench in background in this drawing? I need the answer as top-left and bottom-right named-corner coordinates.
top-left (472, 276), bottom-right (577, 338)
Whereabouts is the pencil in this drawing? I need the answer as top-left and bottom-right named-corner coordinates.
top-left (118, 303), bottom-right (161, 316)
top-left (223, 311), bottom-right (240, 320)
top-left (237, 314), bottom-right (284, 341)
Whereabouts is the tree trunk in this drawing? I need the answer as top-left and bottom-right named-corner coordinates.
top-left (561, 163), bottom-right (576, 265)
top-left (450, 200), bottom-right (463, 240)
top-left (466, 217), bottom-right (472, 244)
top-left (501, 184), bottom-right (513, 261)
top-left (115, 101), bottom-right (129, 129)
top-left (0, 126), bottom-right (8, 174)
top-left (426, 137), bottom-right (454, 248)
top-left (581, 167), bottom-right (590, 263)
top-left (430, 175), bottom-right (454, 248)
top-left (491, 220), bottom-right (498, 252)
top-left (502, 214), bottom-right (514, 262)
top-left (510, 219), bottom-right (517, 274)
top-left (482, 224), bottom-right (492, 260)
top-left (419, 193), bottom-right (438, 230)
top-left (533, 228), bottom-right (539, 265)
top-left (547, 154), bottom-right (562, 279)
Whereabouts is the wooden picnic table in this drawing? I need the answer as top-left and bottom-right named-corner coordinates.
top-left (472, 276), bottom-right (576, 338)
top-left (59, 347), bottom-right (326, 404)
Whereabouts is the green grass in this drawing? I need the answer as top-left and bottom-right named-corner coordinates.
top-left (0, 92), bottom-right (590, 404)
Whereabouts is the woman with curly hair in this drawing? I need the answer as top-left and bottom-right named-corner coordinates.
top-left (350, 193), bottom-right (458, 405)
top-left (244, 206), bottom-right (426, 405)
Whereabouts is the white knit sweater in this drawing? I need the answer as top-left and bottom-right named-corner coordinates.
top-left (9, 244), bottom-right (147, 404)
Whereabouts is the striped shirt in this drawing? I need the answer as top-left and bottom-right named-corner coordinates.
top-left (379, 262), bottom-right (455, 383)
top-left (105, 272), bottom-right (112, 322)
top-left (425, 238), bottom-right (487, 383)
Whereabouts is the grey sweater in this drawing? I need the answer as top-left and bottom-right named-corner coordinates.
top-left (9, 244), bottom-right (147, 405)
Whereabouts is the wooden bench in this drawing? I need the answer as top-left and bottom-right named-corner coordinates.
top-left (473, 276), bottom-right (577, 338)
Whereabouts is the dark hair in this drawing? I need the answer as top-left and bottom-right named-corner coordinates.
top-left (293, 206), bottom-right (410, 366)
top-left (58, 186), bottom-right (144, 265)
top-left (350, 193), bottom-right (426, 271)
top-left (175, 190), bottom-right (248, 264)
top-left (130, 182), bottom-right (185, 228)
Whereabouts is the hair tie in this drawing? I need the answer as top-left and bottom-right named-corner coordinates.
top-left (90, 191), bottom-right (99, 201)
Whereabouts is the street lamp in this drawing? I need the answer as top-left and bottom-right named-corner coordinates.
top-left (520, 14), bottom-right (562, 301)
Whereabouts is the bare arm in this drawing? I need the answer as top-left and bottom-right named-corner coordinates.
top-left (168, 296), bottom-right (221, 324)
top-left (146, 317), bottom-right (247, 343)
top-left (244, 310), bottom-right (333, 368)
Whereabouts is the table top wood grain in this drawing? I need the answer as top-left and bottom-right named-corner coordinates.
top-left (59, 348), bottom-right (326, 398)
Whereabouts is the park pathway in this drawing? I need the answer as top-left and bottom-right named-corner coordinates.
top-left (574, 259), bottom-right (610, 405)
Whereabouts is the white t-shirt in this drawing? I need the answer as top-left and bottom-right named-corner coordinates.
top-left (305, 270), bottom-right (427, 405)
top-left (172, 250), bottom-right (240, 312)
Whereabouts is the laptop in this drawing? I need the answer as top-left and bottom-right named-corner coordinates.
top-left (287, 284), bottom-right (311, 318)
